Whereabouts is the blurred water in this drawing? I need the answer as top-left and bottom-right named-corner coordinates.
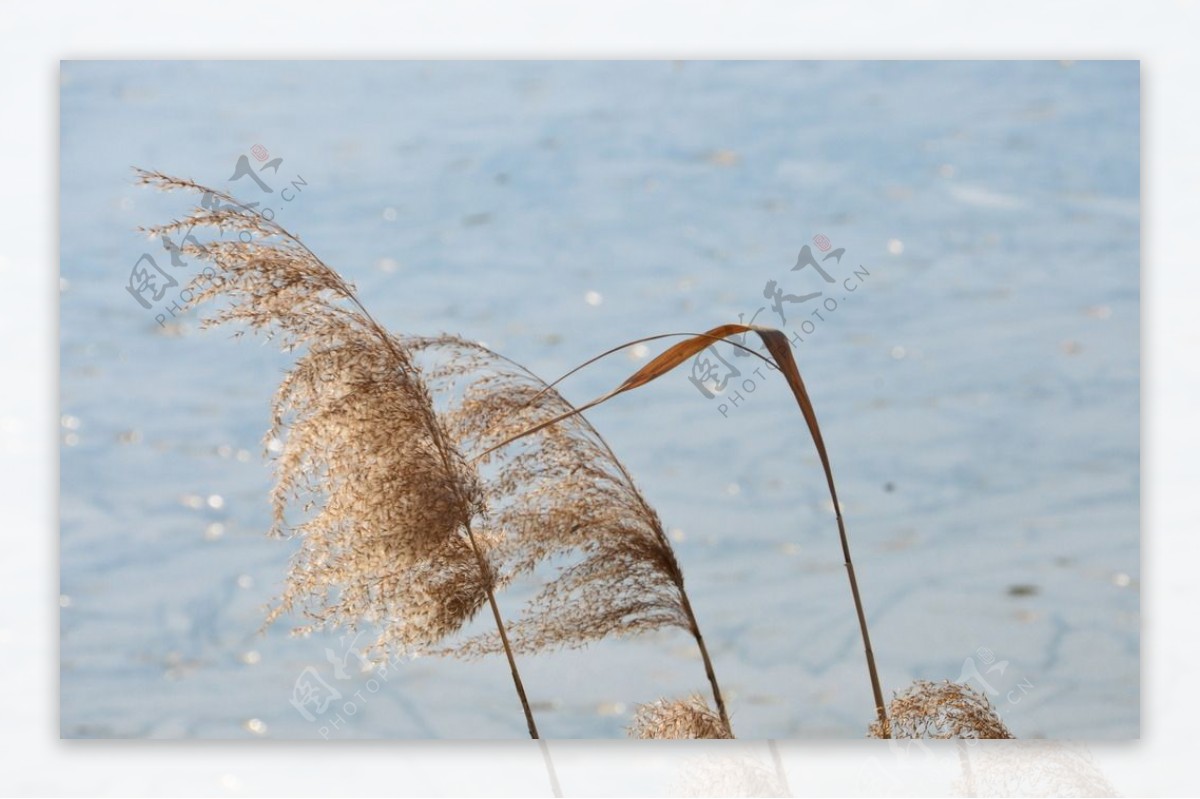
top-left (60, 61), bottom-right (1138, 739)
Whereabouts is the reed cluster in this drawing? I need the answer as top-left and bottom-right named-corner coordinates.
top-left (138, 169), bottom-right (1017, 752)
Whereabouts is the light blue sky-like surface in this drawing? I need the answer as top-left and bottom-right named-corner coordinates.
top-left (60, 61), bottom-right (1138, 739)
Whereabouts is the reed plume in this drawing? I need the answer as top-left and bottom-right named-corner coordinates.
top-left (136, 169), bottom-right (540, 738)
top-left (629, 696), bottom-right (732, 740)
top-left (411, 337), bottom-right (732, 732)
top-left (867, 680), bottom-right (1014, 740)
top-left (136, 169), bottom-right (732, 744)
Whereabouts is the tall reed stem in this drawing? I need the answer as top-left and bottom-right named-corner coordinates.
top-left (808, 422), bottom-right (888, 736)
top-left (753, 330), bottom-right (889, 737)
top-left (464, 526), bottom-right (540, 739)
top-left (539, 740), bottom-right (563, 798)
top-left (352, 303), bottom-right (547, 744)
top-left (677, 588), bottom-right (731, 733)
top-left (464, 520), bottom-right (562, 794)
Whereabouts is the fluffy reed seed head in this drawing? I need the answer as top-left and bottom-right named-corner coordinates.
top-left (629, 696), bottom-right (733, 740)
top-left (138, 170), bottom-right (711, 675)
top-left (138, 170), bottom-right (491, 656)
top-left (868, 679), bottom-right (1015, 739)
top-left (410, 337), bottom-right (699, 657)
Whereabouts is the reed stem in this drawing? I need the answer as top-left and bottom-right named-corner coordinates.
top-left (814, 441), bottom-right (889, 736)
top-left (354, 289), bottom-right (547, 746)
top-left (676, 588), bottom-right (731, 734)
top-left (464, 525), bottom-right (541, 740)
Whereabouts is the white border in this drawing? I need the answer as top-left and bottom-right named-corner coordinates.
top-left (3, 0), bottom-right (1194, 794)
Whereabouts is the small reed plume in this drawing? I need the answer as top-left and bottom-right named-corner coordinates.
top-left (629, 696), bottom-right (732, 740)
top-left (867, 680), bottom-right (1014, 740)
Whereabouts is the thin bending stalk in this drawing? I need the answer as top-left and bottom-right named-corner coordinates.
top-left (754, 330), bottom-right (890, 736)
top-left (464, 526), bottom-right (540, 739)
top-left (806, 407), bottom-right (889, 736)
top-left (470, 345), bottom-right (733, 736)
top-left (466, 527), bottom-right (563, 796)
top-left (354, 307), bottom-right (546, 743)
top-left (677, 586), bottom-right (731, 733)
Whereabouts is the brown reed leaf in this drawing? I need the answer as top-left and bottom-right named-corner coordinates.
top-left (629, 696), bottom-right (733, 740)
top-left (476, 326), bottom-right (812, 474)
top-left (868, 680), bottom-right (1014, 739)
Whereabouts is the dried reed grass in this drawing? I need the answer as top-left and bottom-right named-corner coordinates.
top-left (140, 169), bottom-right (1017, 746)
top-left (137, 169), bottom-right (732, 739)
top-left (138, 172), bottom-right (487, 645)
top-left (629, 696), bottom-right (733, 740)
top-left (667, 752), bottom-right (792, 797)
top-left (408, 337), bottom-right (730, 728)
top-left (868, 680), bottom-right (1014, 740)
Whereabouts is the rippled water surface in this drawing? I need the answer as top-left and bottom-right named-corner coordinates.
top-left (60, 61), bottom-right (1139, 738)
